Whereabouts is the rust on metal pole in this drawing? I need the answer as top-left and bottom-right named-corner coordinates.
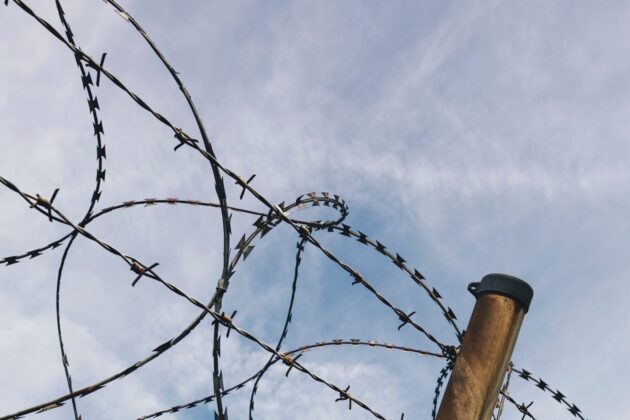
top-left (436, 273), bottom-right (533, 420)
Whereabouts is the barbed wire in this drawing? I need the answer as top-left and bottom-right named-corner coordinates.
top-left (492, 362), bottom-right (514, 420)
top-left (1, 1), bottom-right (588, 418)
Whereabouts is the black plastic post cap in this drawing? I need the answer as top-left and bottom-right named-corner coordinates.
top-left (468, 273), bottom-right (534, 313)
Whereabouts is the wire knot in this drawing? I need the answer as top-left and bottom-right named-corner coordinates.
top-left (214, 310), bottom-right (237, 337)
top-left (173, 128), bottom-right (199, 151)
top-left (130, 260), bottom-right (159, 286)
top-left (518, 401), bottom-right (534, 419)
top-left (397, 310), bottom-right (416, 330)
top-left (443, 345), bottom-right (458, 361)
top-left (236, 174), bottom-right (256, 200)
top-left (279, 352), bottom-right (302, 376)
top-left (351, 272), bottom-right (363, 286)
top-left (30, 189), bottom-right (59, 222)
top-left (335, 385), bottom-right (352, 410)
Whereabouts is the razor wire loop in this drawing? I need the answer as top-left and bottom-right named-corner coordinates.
top-left (248, 233), bottom-right (311, 419)
top-left (0, 0), bottom-right (588, 419)
top-left (50, 2), bottom-right (110, 418)
top-left (431, 360), bottom-right (453, 419)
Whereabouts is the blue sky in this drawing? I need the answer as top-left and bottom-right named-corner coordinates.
top-left (1, 0), bottom-right (629, 418)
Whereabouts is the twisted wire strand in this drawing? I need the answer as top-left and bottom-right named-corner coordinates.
top-left (139, 338), bottom-right (444, 420)
top-left (0, 178), bottom-right (393, 419)
top-left (0, 187), bottom-right (388, 420)
top-left (5, 3), bottom-right (455, 350)
top-left (499, 391), bottom-right (537, 420)
top-left (0, 182), bottom-right (349, 418)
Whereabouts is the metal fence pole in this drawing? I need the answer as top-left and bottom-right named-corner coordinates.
top-left (436, 273), bottom-right (533, 420)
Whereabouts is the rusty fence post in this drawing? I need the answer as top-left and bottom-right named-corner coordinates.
top-left (436, 273), bottom-right (534, 420)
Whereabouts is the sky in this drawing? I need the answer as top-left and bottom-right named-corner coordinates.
top-left (1, 0), bottom-right (629, 419)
